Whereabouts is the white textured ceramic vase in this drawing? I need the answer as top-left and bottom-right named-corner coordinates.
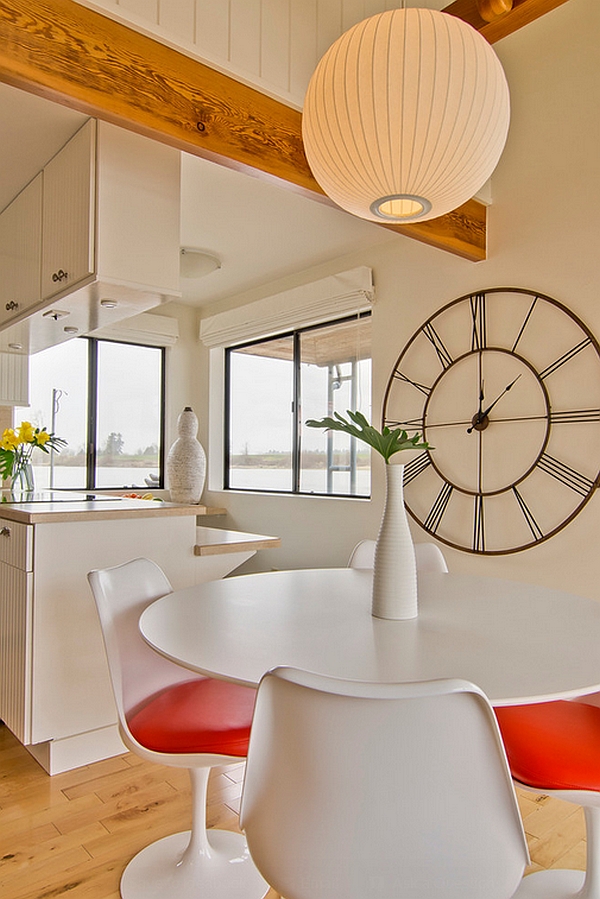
top-left (166, 407), bottom-right (207, 504)
top-left (372, 463), bottom-right (418, 620)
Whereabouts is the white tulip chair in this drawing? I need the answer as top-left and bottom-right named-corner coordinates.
top-left (88, 557), bottom-right (267, 899)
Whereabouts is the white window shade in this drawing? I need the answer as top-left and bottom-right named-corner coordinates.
top-left (88, 312), bottom-right (179, 347)
top-left (199, 266), bottom-right (374, 348)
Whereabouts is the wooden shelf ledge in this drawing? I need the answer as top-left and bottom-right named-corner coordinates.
top-left (194, 526), bottom-right (281, 556)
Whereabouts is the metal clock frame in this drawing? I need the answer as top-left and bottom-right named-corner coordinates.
top-left (381, 288), bottom-right (600, 555)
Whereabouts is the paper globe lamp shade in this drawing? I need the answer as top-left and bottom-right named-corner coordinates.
top-left (302, 7), bottom-right (510, 224)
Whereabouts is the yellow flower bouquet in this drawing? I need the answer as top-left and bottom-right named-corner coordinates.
top-left (0, 421), bottom-right (67, 486)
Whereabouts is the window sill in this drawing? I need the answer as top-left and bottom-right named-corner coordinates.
top-left (213, 487), bottom-right (371, 502)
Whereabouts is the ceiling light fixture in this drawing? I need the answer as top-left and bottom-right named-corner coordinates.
top-left (180, 248), bottom-right (221, 279)
top-left (302, 7), bottom-right (510, 224)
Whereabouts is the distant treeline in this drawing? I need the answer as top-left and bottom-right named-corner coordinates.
top-left (231, 451), bottom-right (370, 469)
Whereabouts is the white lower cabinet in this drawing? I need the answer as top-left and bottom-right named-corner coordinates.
top-left (0, 513), bottom-right (201, 774)
top-left (0, 519), bottom-right (33, 743)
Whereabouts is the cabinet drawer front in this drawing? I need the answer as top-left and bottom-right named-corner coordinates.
top-left (0, 519), bottom-right (33, 570)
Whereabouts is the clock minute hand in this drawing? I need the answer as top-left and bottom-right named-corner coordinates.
top-left (480, 374), bottom-right (522, 419)
top-left (467, 374), bottom-right (522, 433)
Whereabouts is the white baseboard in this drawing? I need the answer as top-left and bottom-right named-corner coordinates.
top-left (26, 724), bottom-right (127, 775)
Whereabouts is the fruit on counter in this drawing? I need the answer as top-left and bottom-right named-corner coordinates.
top-left (122, 492), bottom-right (164, 501)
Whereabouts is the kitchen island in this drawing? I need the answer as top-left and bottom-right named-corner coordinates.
top-left (0, 492), bottom-right (279, 773)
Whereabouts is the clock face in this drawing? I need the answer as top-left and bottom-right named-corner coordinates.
top-left (382, 289), bottom-right (600, 554)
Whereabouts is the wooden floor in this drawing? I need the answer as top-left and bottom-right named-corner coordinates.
top-left (0, 721), bottom-right (587, 899)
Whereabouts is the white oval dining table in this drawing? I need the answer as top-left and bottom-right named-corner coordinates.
top-left (139, 568), bottom-right (600, 707)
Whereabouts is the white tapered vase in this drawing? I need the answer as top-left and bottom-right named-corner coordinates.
top-left (372, 463), bottom-right (418, 620)
top-left (166, 407), bottom-right (206, 504)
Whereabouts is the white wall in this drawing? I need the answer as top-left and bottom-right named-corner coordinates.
top-left (187, 0), bottom-right (600, 602)
top-left (160, 302), bottom-right (204, 442)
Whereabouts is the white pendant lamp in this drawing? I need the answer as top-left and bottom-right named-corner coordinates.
top-left (302, 7), bottom-right (510, 224)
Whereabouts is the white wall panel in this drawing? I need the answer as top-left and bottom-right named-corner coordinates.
top-left (89, 0), bottom-right (118, 10)
top-left (158, 0), bottom-right (196, 41)
top-left (118, 0), bottom-right (159, 20)
top-left (342, 0), bottom-right (367, 32)
top-left (261, 0), bottom-right (291, 90)
top-left (290, 0), bottom-right (318, 101)
top-left (194, 0), bottom-right (230, 65)
top-left (230, 0), bottom-right (262, 76)
top-left (316, 0), bottom-right (343, 61)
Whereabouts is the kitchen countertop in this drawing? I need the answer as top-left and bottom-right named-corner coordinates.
top-left (0, 490), bottom-right (227, 524)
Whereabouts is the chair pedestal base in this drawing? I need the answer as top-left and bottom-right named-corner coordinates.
top-left (515, 869), bottom-right (587, 897)
top-left (121, 829), bottom-right (268, 899)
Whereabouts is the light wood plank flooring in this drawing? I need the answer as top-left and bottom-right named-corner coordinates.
top-left (0, 722), bottom-right (586, 898)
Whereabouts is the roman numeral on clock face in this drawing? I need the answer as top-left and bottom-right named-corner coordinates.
top-left (403, 452), bottom-right (431, 485)
top-left (392, 369), bottom-right (431, 397)
top-left (537, 453), bottom-right (595, 497)
top-left (423, 323), bottom-right (453, 370)
top-left (539, 338), bottom-right (591, 380)
top-left (512, 487), bottom-right (544, 541)
top-left (549, 408), bottom-right (600, 424)
top-left (473, 494), bottom-right (485, 553)
top-left (424, 482), bottom-right (453, 533)
top-left (470, 293), bottom-right (487, 352)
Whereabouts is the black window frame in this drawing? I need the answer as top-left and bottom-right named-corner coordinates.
top-left (224, 311), bottom-right (371, 498)
top-left (49, 335), bottom-right (166, 491)
top-left (86, 335), bottom-right (166, 490)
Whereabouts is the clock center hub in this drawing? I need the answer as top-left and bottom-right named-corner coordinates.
top-left (470, 413), bottom-right (490, 432)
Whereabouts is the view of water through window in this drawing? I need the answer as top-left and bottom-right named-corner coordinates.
top-left (15, 337), bottom-right (164, 490)
top-left (227, 313), bottom-right (371, 496)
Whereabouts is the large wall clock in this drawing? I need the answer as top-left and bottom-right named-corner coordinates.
top-left (382, 288), bottom-right (600, 554)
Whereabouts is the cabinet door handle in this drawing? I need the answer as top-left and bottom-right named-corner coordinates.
top-left (52, 269), bottom-right (69, 283)
top-left (0, 527), bottom-right (11, 537)
top-left (5, 301), bottom-right (19, 312)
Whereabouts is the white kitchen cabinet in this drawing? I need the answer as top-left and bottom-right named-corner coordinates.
top-left (41, 119), bottom-right (95, 301)
top-left (0, 173), bottom-right (42, 403)
top-left (0, 173), bottom-right (42, 328)
top-left (0, 512), bottom-right (199, 770)
top-left (29, 515), bottom-right (199, 766)
top-left (0, 518), bottom-right (33, 744)
top-left (0, 353), bottom-right (28, 406)
top-left (0, 118), bottom-right (181, 355)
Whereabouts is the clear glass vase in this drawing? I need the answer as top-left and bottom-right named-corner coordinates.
top-left (11, 454), bottom-right (35, 500)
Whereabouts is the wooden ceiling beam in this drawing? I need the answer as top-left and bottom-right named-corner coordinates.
top-left (443, 0), bottom-right (572, 44)
top-left (0, 0), bottom-right (486, 262)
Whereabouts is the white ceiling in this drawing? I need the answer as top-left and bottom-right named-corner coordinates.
top-left (0, 81), bottom-right (395, 309)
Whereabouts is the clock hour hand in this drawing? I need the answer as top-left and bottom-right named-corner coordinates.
top-left (465, 381), bottom-right (485, 434)
top-left (467, 374), bottom-right (521, 433)
top-left (477, 381), bottom-right (485, 419)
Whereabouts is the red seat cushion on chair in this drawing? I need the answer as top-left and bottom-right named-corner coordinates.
top-left (496, 700), bottom-right (600, 792)
top-left (127, 678), bottom-right (256, 756)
